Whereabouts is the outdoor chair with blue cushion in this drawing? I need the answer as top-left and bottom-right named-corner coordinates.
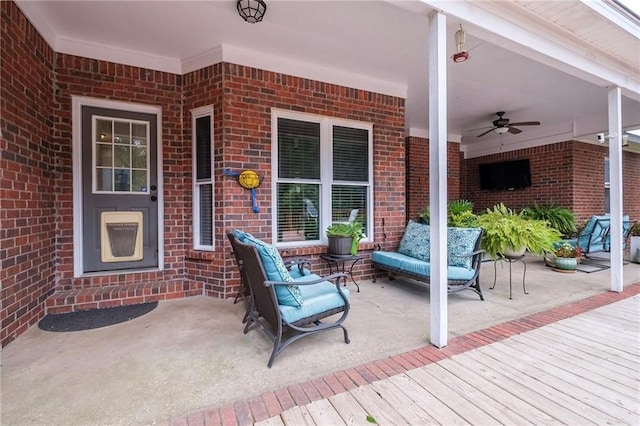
top-left (227, 230), bottom-right (350, 368)
top-left (564, 214), bottom-right (635, 257)
top-left (372, 220), bottom-right (484, 300)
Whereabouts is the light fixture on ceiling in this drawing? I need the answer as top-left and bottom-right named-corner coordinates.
top-left (494, 126), bottom-right (509, 135)
top-left (452, 25), bottom-right (469, 63)
top-left (237, 0), bottom-right (267, 23)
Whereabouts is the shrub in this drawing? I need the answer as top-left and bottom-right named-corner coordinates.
top-left (522, 203), bottom-right (576, 237)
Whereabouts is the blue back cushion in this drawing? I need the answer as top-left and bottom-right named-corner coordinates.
top-left (578, 215), bottom-right (608, 248)
top-left (235, 231), bottom-right (303, 307)
top-left (397, 220), bottom-right (430, 262)
top-left (447, 227), bottom-right (481, 270)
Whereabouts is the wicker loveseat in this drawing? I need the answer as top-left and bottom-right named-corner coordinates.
top-left (372, 220), bottom-right (484, 300)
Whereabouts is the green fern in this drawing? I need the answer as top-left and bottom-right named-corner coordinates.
top-left (522, 203), bottom-right (576, 237)
top-left (477, 203), bottom-right (561, 259)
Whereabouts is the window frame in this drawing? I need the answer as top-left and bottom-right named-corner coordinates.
top-left (271, 109), bottom-right (374, 247)
top-left (192, 105), bottom-right (215, 251)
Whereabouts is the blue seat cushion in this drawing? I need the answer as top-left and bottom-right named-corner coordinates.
top-left (397, 220), bottom-right (430, 262)
top-left (237, 231), bottom-right (303, 307)
top-left (372, 251), bottom-right (474, 281)
top-left (279, 274), bottom-right (349, 324)
top-left (447, 227), bottom-right (481, 269)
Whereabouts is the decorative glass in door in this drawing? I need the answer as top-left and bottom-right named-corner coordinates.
top-left (94, 117), bottom-right (149, 193)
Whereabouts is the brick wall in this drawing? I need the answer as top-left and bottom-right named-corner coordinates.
top-left (182, 64), bottom-right (230, 298)
top-left (463, 141), bottom-right (640, 225)
top-left (405, 137), bottom-right (461, 221)
top-left (181, 65), bottom-right (406, 298)
top-left (1, 1), bottom-right (56, 347)
top-left (52, 54), bottom-right (200, 297)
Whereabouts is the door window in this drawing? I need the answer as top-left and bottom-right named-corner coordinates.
top-left (94, 117), bottom-right (149, 193)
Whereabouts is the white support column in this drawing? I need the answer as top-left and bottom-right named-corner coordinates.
top-left (428, 11), bottom-right (448, 348)
top-left (608, 87), bottom-right (623, 292)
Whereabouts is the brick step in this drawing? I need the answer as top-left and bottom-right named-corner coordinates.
top-left (45, 282), bottom-right (203, 314)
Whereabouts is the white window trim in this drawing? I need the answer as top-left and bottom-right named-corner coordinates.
top-left (192, 105), bottom-right (215, 251)
top-left (271, 108), bottom-right (374, 247)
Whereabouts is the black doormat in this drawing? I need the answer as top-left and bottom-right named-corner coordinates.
top-left (38, 302), bottom-right (158, 332)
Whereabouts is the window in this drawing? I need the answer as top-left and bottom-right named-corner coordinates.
top-left (272, 110), bottom-right (372, 246)
top-left (192, 106), bottom-right (214, 250)
top-left (604, 157), bottom-right (610, 213)
top-left (93, 117), bottom-right (149, 193)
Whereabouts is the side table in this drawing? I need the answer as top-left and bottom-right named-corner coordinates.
top-left (320, 254), bottom-right (363, 292)
top-left (490, 254), bottom-right (527, 299)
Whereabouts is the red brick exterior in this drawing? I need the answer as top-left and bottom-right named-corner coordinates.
top-left (0, 3), bottom-right (405, 346)
top-left (463, 141), bottom-right (640, 225)
top-left (405, 137), bottom-right (461, 221)
top-left (2, 1), bottom-right (638, 348)
top-left (1, 2), bottom-right (57, 347)
top-left (182, 63), bottom-right (406, 298)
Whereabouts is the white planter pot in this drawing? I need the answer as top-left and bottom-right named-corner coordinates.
top-left (630, 236), bottom-right (640, 264)
top-left (503, 246), bottom-right (526, 257)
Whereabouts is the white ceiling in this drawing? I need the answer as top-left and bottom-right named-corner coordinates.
top-left (17, 0), bottom-right (640, 156)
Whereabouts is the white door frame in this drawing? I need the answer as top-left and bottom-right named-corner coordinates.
top-left (72, 96), bottom-right (164, 277)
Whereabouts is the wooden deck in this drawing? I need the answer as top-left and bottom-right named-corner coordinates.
top-left (256, 296), bottom-right (640, 425)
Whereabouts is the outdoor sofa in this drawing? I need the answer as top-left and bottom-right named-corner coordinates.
top-left (371, 220), bottom-right (484, 300)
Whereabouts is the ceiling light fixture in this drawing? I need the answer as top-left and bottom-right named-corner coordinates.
top-left (453, 25), bottom-right (469, 63)
top-left (494, 127), bottom-right (509, 135)
top-left (237, 0), bottom-right (267, 23)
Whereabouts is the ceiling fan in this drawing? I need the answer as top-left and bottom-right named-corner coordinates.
top-left (476, 111), bottom-right (541, 137)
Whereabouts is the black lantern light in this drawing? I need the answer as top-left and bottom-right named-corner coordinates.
top-left (237, 0), bottom-right (267, 24)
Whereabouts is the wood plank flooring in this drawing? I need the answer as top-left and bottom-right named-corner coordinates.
top-left (256, 296), bottom-right (640, 425)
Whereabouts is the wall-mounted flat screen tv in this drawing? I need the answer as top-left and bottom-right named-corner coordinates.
top-left (479, 159), bottom-right (532, 190)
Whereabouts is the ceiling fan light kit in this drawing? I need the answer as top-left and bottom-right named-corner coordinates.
top-left (476, 111), bottom-right (541, 138)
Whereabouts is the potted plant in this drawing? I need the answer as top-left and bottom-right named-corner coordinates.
top-left (630, 223), bottom-right (640, 264)
top-left (326, 221), bottom-right (364, 256)
top-left (419, 199), bottom-right (478, 227)
top-left (551, 241), bottom-right (583, 272)
top-left (476, 203), bottom-right (561, 259)
top-left (522, 203), bottom-right (576, 238)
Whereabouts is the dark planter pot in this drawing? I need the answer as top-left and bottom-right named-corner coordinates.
top-left (328, 236), bottom-right (353, 256)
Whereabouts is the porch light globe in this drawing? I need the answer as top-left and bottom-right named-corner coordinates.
top-left (237, 0), bottom-right (267, 23)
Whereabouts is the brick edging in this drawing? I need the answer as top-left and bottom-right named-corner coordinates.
top-left (166, 283), bottom-right (640, 426)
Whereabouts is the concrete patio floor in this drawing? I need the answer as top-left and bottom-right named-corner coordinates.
top-left (2, 255), bottom-right (640, 425)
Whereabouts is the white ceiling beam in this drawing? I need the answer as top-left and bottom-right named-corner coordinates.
top-left (420, 1), bottom-right (640, 99)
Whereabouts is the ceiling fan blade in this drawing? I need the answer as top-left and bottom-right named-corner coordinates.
top-left (508, 126), bottom-right (522, 134)
top-left (477, 128), bottom-right (496, 138)
top-left (509, 121), bottom-right (540, 126)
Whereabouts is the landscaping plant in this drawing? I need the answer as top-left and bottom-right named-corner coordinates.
top-left (476, 203), bottom-right (561, 259)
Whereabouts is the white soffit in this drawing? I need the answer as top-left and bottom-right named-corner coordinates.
top-left (422, 0), bottom-right (640, 99)
top-left (185, 45), bottom-right (408, 99)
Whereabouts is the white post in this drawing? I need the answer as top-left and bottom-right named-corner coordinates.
top-left (428, 11), bottom-right (448, 348)
top-left (608, 87), bottom-right (623, 292)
